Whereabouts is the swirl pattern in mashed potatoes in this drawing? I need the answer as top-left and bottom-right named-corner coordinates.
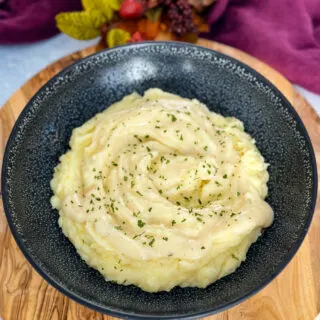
top-left (50, 88), bottom-right (273, 292)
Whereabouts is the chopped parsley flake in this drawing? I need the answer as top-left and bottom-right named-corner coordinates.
top-left (134, 134), bottom-right (142, 142)
top-left (231, 253), bottom-right (239, 260)
top-left (149, 238), bottom-right (155, 247)
top-left (167, 113), bottom-right (177, 122)
top-left (137, 220), bottom-right (145, 228)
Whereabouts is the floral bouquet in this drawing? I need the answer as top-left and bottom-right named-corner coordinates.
top-left (55, 0), bottom-right (213, 48)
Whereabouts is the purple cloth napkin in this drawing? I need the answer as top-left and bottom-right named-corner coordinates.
top-left (1, 0), bottom-right (319, 94)
top-left (206, 0), bottom-right (320, 94)
top-left (0, 0), bottom-right (81, 44)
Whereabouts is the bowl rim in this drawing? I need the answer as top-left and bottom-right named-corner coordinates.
top-left (1, 41), bottom-right (318, 319)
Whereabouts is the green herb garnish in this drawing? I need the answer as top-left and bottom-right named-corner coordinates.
top-left (137, 220), bottom-right (145, 228)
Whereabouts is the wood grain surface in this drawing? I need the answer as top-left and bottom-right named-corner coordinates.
top-left (0, 39), bottom-right (319, 320)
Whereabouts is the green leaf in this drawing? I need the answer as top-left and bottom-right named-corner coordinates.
top-left (106, 29), bottom-right (131, 48)
top-left (56, 10), bottom-right (107, 40)
top-left (82, 0), bottom-right (121, 20)
top-left (145, 7), bottom-right (163, 22)
top-left (107, 0), bottom-right (121, 11)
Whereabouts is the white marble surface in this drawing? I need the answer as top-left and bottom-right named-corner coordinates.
top-left (1, 33), bottom-right (320, 116)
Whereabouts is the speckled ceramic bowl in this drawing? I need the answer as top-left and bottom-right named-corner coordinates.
top-left (2, 42), bottom-right (317, 319)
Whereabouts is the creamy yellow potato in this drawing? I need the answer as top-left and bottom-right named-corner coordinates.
top-left (50, 88), bottom-right (273, 292)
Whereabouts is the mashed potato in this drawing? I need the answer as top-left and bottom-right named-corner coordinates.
top-left (50, 88), bottom-right (273, 292)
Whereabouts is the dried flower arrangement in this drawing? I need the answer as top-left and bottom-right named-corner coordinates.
top-left (56, 0), bottom-right (213, 48)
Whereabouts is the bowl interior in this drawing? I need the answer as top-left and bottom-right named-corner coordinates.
top-left (2, 42), bottom-right (316, 319)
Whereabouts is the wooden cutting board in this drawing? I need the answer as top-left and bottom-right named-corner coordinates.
top-left (0, 39), bottom-right (319, 320)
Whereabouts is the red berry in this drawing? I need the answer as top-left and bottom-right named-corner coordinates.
top-left (119, 0), bottom-right (144, 19)
top-left (128, 31), bottom-right (145, 42)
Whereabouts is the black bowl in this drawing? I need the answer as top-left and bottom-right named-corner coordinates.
top-left (2, 42), bottom-right (317, 319)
